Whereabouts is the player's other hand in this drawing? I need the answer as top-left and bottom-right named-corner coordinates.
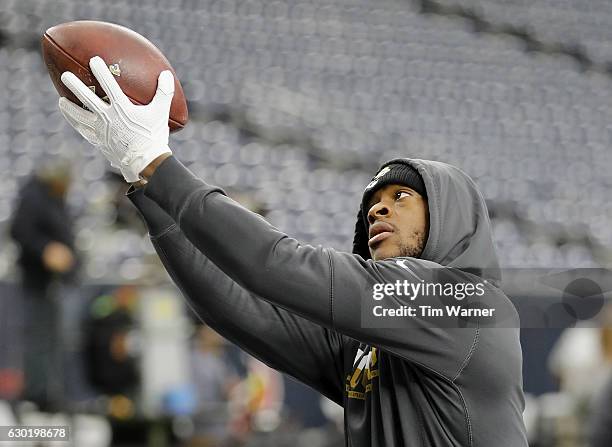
top-left (58, 55), bottom-right (174, 182)
top-left (42, 241), bottom-right (75, 273)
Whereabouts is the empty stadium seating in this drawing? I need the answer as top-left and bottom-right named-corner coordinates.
top-left (0, 0), bottom-right (609, 280)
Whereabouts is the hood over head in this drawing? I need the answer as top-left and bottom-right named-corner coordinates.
top-left (353, 158), bottom-right (501, 284)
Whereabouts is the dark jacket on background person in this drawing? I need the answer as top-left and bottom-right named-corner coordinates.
top-left (10, 176), bottom-right (76, 292)
top-left (589, 372), bottom-right (612, 447)
top-left (127, 156), bottom-right (528, 447)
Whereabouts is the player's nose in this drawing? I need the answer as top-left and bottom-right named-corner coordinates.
top-left (367, 201), bottom-right (390, 226)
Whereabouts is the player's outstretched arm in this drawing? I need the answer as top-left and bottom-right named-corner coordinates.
top-left (58, 60), bottom-right (515, 380)
top-left (140, 156), bottom-right (504, 380)
top-left (128, 187), bottom-right (345, 405)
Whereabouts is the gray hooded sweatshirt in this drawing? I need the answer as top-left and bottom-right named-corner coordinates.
top-left (127, 156), bottom-right (528, 447)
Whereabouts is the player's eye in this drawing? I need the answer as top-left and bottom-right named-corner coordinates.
top-left (395, 190), bottom-right (411, 200)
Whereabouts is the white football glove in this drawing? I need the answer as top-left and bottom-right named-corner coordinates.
top-left (58, 56), bottom-right (174, 182)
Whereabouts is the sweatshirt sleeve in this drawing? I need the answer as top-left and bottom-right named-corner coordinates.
top-left (144, 157), bottom-right (501, 379)
top-left (127, 187), bottom-right (345, 404)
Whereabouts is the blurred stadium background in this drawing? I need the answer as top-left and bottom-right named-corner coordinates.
top-left (1, 0), bottom-right (612, 445)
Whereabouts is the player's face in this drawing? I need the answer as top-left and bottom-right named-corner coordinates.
top-left (365, 184), bottom-right (429, 261)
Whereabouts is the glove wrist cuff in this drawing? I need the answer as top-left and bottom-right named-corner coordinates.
top-left (123, 145), bottom-right (172, 183)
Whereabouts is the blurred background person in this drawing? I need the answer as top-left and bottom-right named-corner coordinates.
top-left (551, 307), bottom-right (612, 394)
top-left (585, 305), bottom-right (612, 447)
top-left (589, 369), bottom-right (612, 447)
top-left (9, 158), bottom-right (78, 410)
top-left (83, 286), bottom-right (140, 398)
top-left (188, 325), bottom-right (240, 447)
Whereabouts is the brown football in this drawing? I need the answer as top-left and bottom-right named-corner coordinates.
top-left (41, 20), bottom-right (188, 132)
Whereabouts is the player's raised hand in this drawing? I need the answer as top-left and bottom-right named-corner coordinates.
top-left (58, 55), bottom-right (174, 182)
